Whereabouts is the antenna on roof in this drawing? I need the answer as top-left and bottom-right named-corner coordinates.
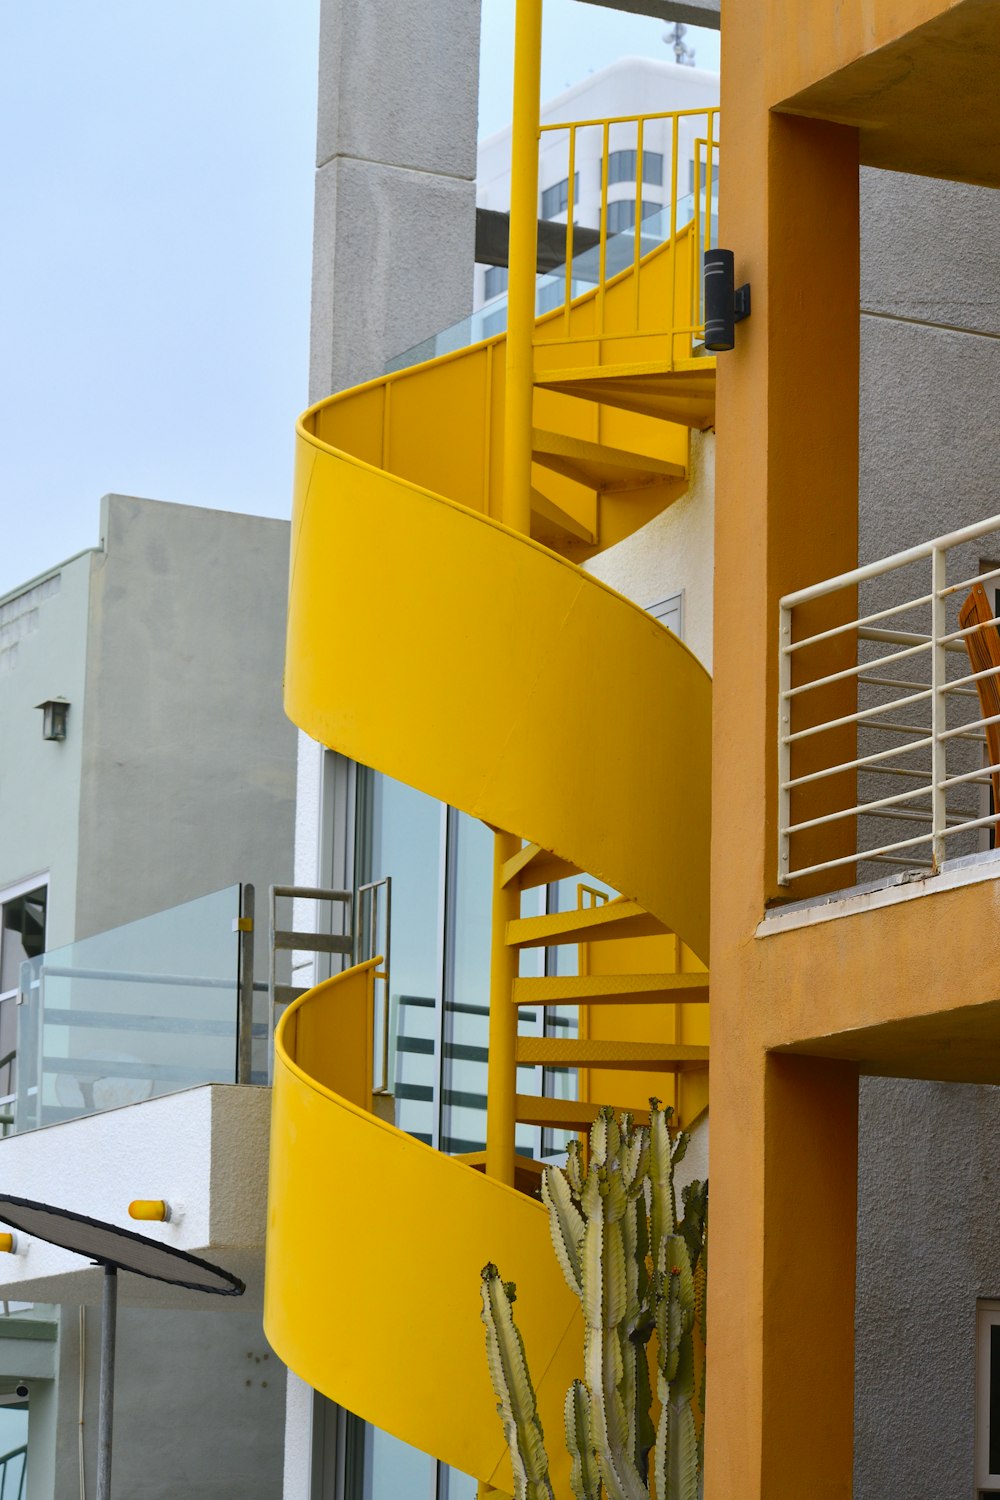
top-left (664, 22), bottom-right (696, 67)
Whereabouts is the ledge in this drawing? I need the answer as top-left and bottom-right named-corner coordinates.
top-left (758, 849), bottom-right (1000, 938)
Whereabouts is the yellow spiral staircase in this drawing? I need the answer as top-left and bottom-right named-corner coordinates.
top-left (265, 157), bottom-right (714, 1495)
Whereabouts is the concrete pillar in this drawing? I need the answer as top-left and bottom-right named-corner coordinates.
top-left (709, 18), bottom-right (862, 1496)
top-left (309, 0), bottom-right (482, 402)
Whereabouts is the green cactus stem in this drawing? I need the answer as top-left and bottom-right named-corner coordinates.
top-left (480, 1263), bottom-right (554, 1500)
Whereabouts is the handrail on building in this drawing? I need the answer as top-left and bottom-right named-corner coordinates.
top-left (537, 106), bottom-right (719, 348)
top-left (778, 511), bottom-right (1000, 887)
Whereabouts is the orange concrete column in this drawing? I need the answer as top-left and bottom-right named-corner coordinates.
top-left (707, 1052), bottom-right (859, 1500)
top-left (710, 19), bottom-right (862, 1497)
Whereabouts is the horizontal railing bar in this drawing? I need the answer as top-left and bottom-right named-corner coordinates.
top-left (783, 734), bottom-right (934, 790)
top-left (939, 561), bottom-right (1000, 598)
top-left (784, 601), bottom-right (932, 655)
top-left (27, 965), bottom-right (242, 990)
top-left (785, 782), bottom-right (932, 836)
top-left (271, 886), bottom-right (351, 902)
top-left (855, 720), bottom-right (932, 736)
top-left (780, 511), bottom-right (1000, 610)
top-left (939, 662), bottom-right (1000, 693)
top-left (938, 709), bottom-right (1000, 743)
top-left (859, 764), bottom-right (932, 780)
top-left (785, 649), bottom-right (933, 696)
top-left (939, 762), bottom-right (1000, 789)
top-left (940, 810), bottom-right (1000, 837)
top-left (784, 689), bottom-right (932, 742)
top-left (858, 807), bottom-right (978, 825)
top-left (540, 107), bottom-right (719, 132)
top-left (940, 613), bottom-right (1000, 646)
top-left (859, 675), bottom-right (932, 692)
top-left (785, 830), bottom-right (933, 881)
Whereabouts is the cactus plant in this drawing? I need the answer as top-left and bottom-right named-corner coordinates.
top-left (481, 1102), bottom-right (708, 1500)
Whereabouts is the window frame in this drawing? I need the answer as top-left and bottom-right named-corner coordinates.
top-left (540, 173), bottom-right (578, 220)
top-left (0, 873), bottom-right (49, 1113)
top-left (976, 1300), bottom-right (1000, 1493)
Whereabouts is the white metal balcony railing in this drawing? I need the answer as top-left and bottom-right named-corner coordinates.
top-left (778, 514), bottom-right (1000, 889)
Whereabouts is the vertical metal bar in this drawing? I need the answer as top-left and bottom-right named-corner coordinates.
top-left (433, 805), bottom-right (453, 1154)
top-left (632, 117), bottom-right (644, 331)
top-left (691, 137), bottom-right (702, 331)
top-left (564, 127), bottom-right (576, 333)
top-left (778, 604), bottom-right (793, 885)
top-left (268, 885), bottom-right (278, 1086)
top-left (502, 0), bottom-right (542, 537)
top-left (597, 121), bottom-right (609, 335)
top-left (95, 1264), bottom-right (117, 1500)
top-left (931, 546), bottom-right (948, 869)
top-left (669, 112), bottom-right (679, 365)
top-left (236, 884), bottom-right (255, 1086)
top-left (486, 831), bottom-right (521, 1185)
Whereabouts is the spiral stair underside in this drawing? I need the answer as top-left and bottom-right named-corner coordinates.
top-left (267, 225), bottom-right (714, 1491)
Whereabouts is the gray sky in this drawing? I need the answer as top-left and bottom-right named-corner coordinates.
top-left (0, 1), bottom-right (719, 599)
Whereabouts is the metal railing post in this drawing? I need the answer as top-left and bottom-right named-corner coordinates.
top-left (236, 884), bottom-right (255, 1085)
top-left (778, 602), bottom-right (793, 885)
top-left (931, 546), bottom-right (948, 869)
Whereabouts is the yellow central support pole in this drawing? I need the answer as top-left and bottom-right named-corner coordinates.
top-left (486, 831), bottom-right (521, 1184)
top-left (501, 0), bottom-right (542, 538)
top-left (486, 0), bottom-right (543, 1188)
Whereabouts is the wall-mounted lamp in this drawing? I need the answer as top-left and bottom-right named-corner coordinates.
top-left (703, 249), bottom-right (751, 352)
top-left (35, 698), bottom-right (70, 742)
top-left (128, 1200), bottom-right (171, 1223)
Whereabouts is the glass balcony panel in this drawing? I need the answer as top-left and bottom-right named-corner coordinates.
top-left (16, 885), bottom-right (241, 1133)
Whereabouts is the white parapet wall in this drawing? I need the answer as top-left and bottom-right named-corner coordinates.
top-left (0, 1084), bottom-right (270, 1307)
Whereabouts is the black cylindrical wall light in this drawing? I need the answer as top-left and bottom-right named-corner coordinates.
top-left (703, 248), bottom-right (751, 352)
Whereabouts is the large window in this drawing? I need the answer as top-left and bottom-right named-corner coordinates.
top-left (604, 148), bottom-right (664, 187)
top-left (0, 880), bottom-right (47, 1111)
top-left (540, 172), bottom-right (578, 219)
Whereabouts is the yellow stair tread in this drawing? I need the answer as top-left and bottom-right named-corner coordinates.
top-left (512, 972), bottom-right (709, 1005)
top-left (516, 1037), bottom-right (709, 1069)
top-left (514, 1095), bottom-right (655, 1132)
top-left (533, 364), bottom-right (716, 430)
top-left (454, 1151), bottom-right (545, 1197)
top-left (506, 897), bottom-right (668, 949)
top-left (531, 427), bottom-right (686, 491)
top-left (500, 842), bottom-right (583, 891)
top-left (530, 486), bottom-right (596, 545)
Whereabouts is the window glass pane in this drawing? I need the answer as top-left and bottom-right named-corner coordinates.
top-left (643, 150), bottom-right (664, 186)
top-left (442, 813), bottom-right (491, 1154)
top-left (540, 173), bottom-right (578, 220)
top-left (484, 265), bottom-right (508, 301)
top-left (0, 888), bottom-right (46, 995)
top-left (606, 198), bottom-right (636, 234)
top-left (360, 772), bottom-right (442, 1145)
top-left (606, 149), bottom-right (637, 186)
top-left (361, 1425), bottom-right (434, 1500)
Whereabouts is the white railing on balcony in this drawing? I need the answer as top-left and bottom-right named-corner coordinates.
top-left (778, 514), bottom-right (1000, 887)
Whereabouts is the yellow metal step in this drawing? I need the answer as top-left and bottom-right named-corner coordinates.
top-left (514, 1095), bottom-right (655, 1133)
top-left (454, 1151), bottom-right (545, 1197)
top-left (511, 972), bottom-right (709, 1006)
top-left (516, 1038), bottom-right (709, 1070)
top-left (534, 364), bottom-right (716, 429)
top-left (531, 427), bottom-right (686, 492)
top-left (530, 486), bottom-right (596, 545)
top-left (506, 898), bottom-right (667, 949)
top-left (500, 842), bottom-right (583, 891)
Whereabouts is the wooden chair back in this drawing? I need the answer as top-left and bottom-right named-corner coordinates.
top-left (958, 582), bottom-right (1000, 831)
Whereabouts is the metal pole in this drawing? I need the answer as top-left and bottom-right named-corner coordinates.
top-left (96, 1263), bottom-right (118, 1500)
top-left (485, 831), bottom-right (521, 1186)
top-left (502, 0), bottom-right (542, 537)
top-left (237, 884), bottom-right (256, 1085)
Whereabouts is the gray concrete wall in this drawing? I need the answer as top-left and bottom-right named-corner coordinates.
top-left (74, 493), bottom-right (296, 940)
top-left (854, 170), bottom-right (1000, 1498)
top-left (308, 0), bottom-right (481, 400)
top-left (855, 1076), bottom-right (996, 1498)
top-left (42, 1303), bottom-right (285, 1500)
top-left (0, 553), bottom-right (94, 948)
